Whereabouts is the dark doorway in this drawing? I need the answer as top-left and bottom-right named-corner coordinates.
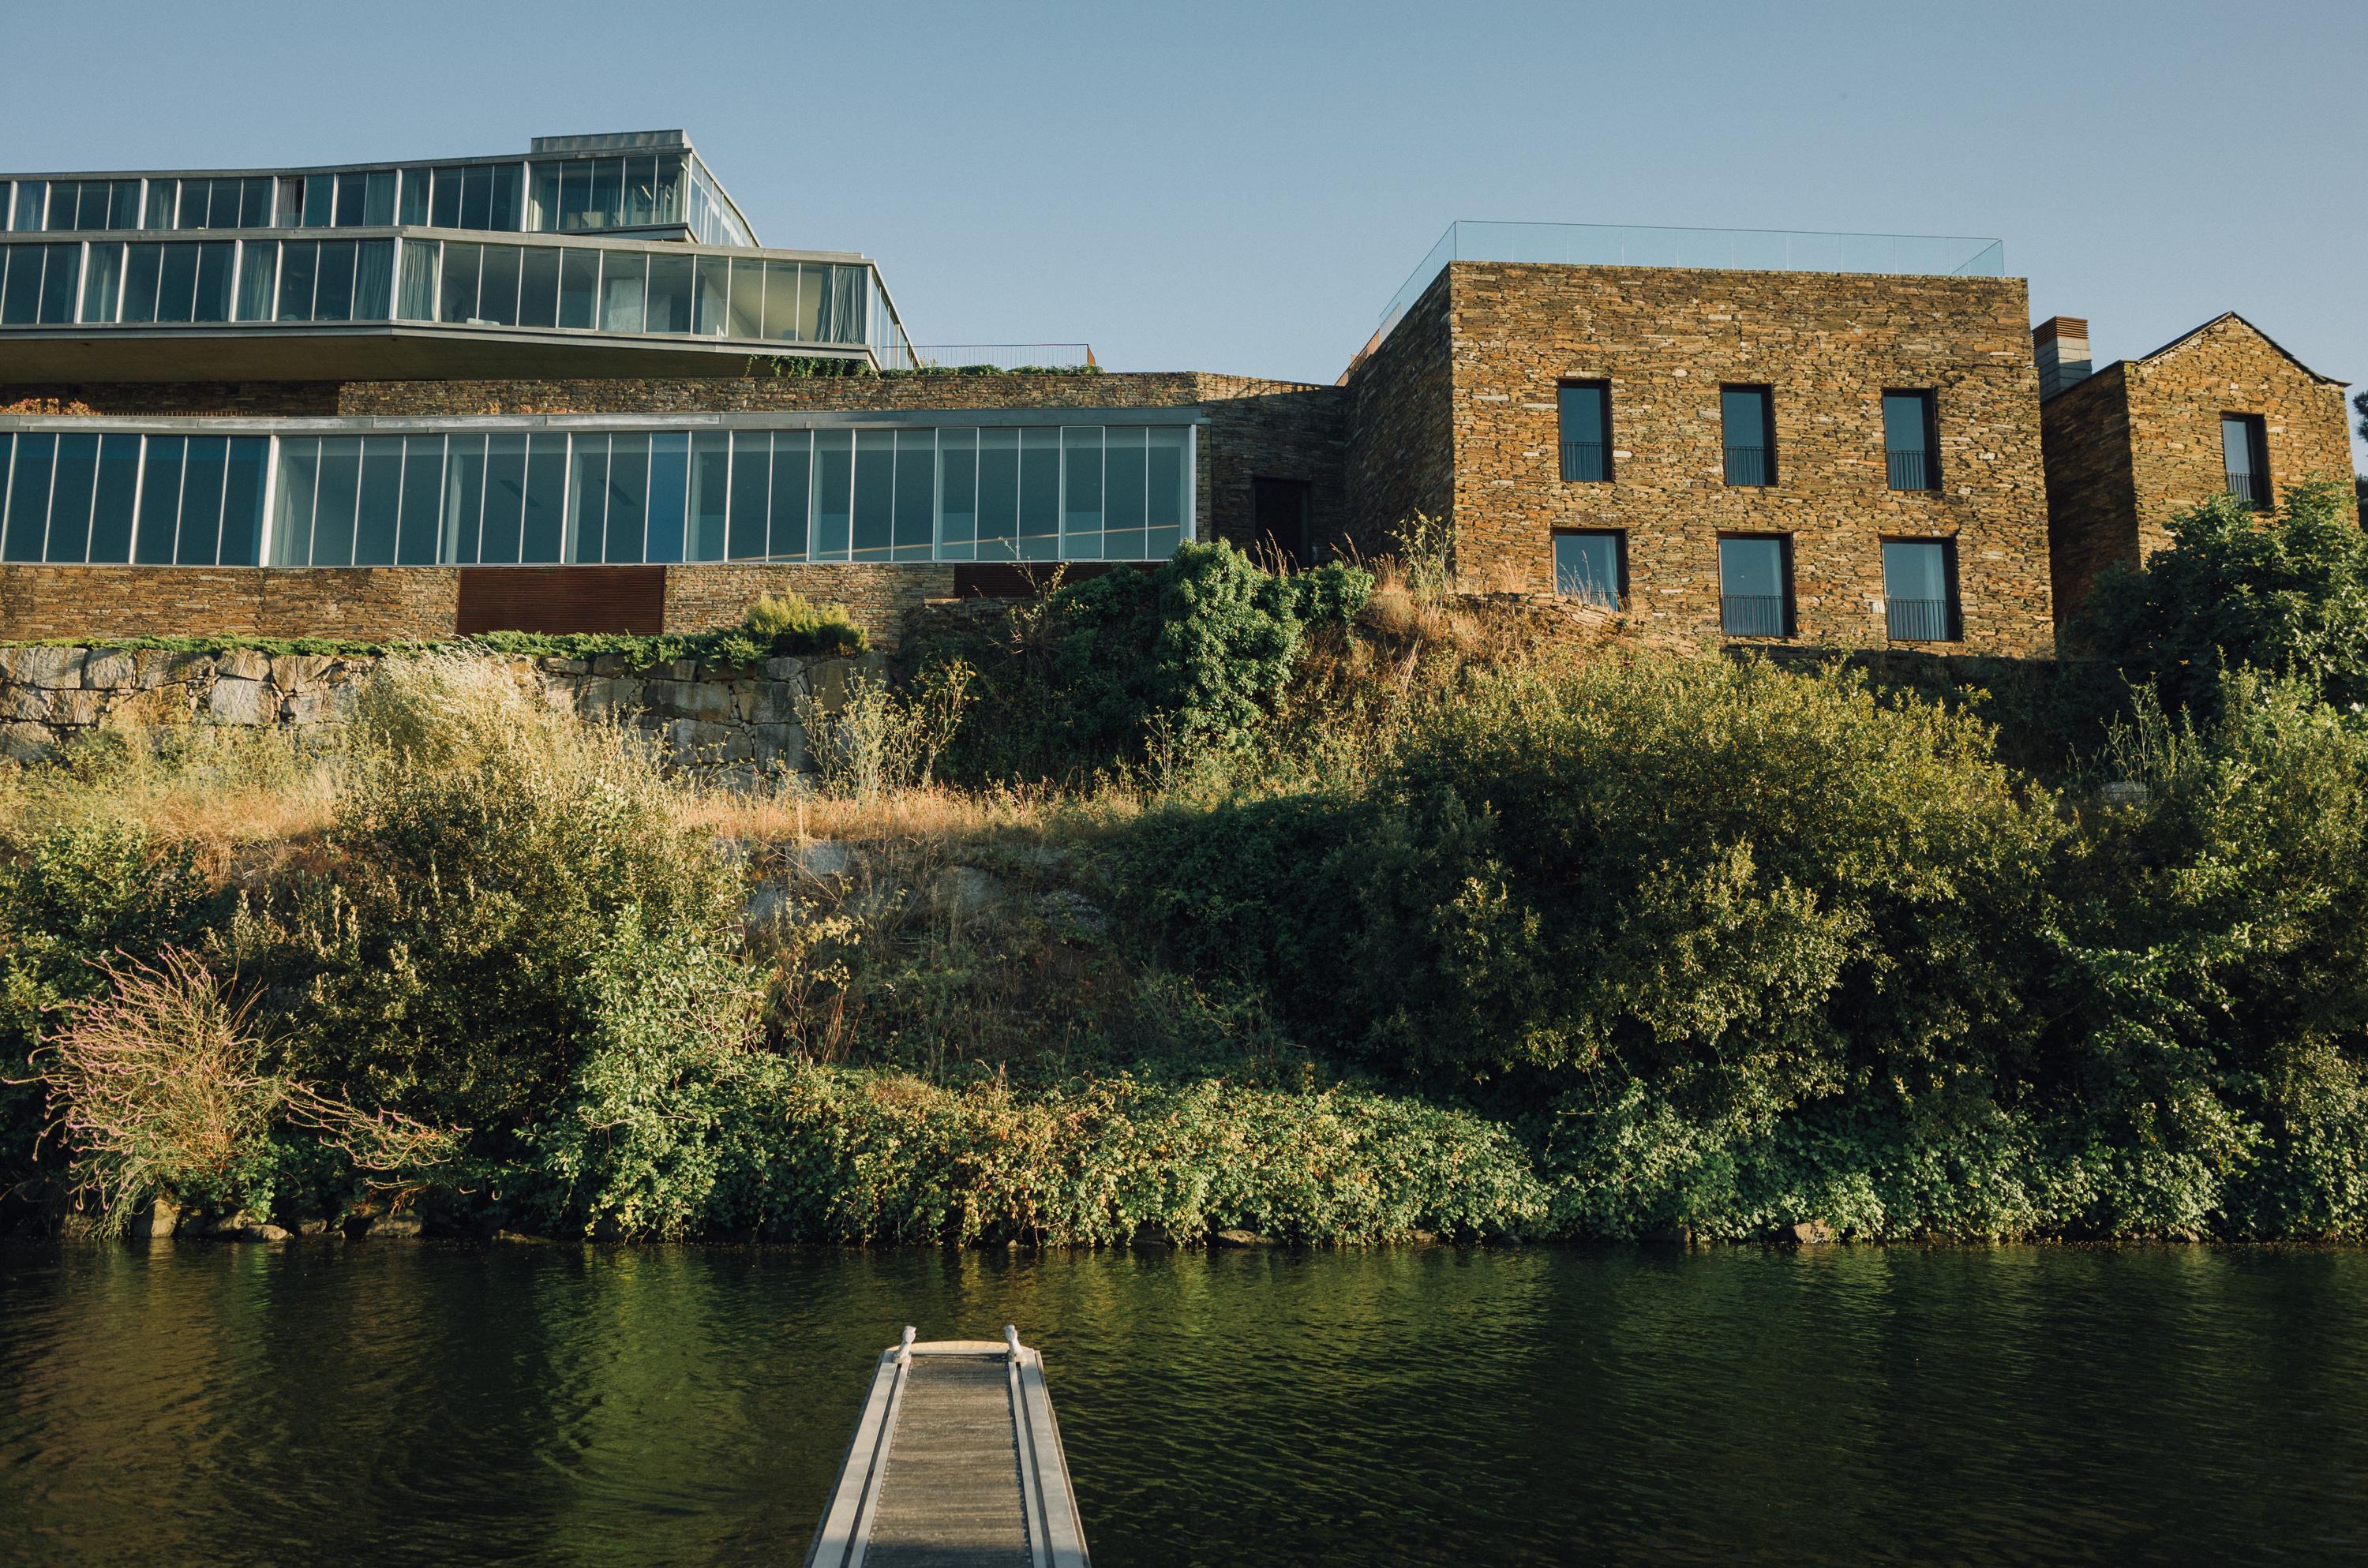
top-left (1252, 477), bottom-right (1314, 567)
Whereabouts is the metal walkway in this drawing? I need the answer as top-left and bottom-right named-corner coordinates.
top-left (804, 1327), bottom-right (1090, 1568)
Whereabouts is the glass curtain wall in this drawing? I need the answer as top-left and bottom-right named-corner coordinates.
top-left (396, 239), bottom-right (870, 344)
top-left (6, 425), bottom-right (1190, 567)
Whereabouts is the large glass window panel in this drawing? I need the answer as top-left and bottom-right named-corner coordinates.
top-left (588, 159), bottom-right (622, 232)
top-left (604, 435), bottom-right (648, 563)
top-left (354, 437), bottom-right (403, 565)
top-left (475, 244), bottom-right (519, 327)
top-left (850, 430), bottom-right (895, 562)
top-left (728, 432), bottom-right (770, 560)
top-left (1104, 427), bottom-right (1148, 560)
top-left (302, 174), bottom-right (333, 229)
top-left (153, 243), bottom-right (197, 323)
top-left (936, 428), bottom-right (978, 559)
top-left (758, 260), bottom-right (800, 341)
top-left (397, 167), bottom-right (428, 226)
top-left (276, 241), bottom-right (317, 321)
top-left (1558, 381), bottom-right (1611, 481)
top-left (37, 244), bottom-right (78, 324)
top-left (176, 437), bottom-right (228, 566)
top-left (1722, 386), bottom-right (1776, 486)
top-left (645, 253), bottom-right (691, 335)
top-left (1883, 391), bottom-right (1937, 491)
top-left (645, 432), bottom-right (688, 563)
top-left (812, 431), bottom-right (852, 559)
top-left (395, 437), bottom-right (443, 566)
top-left (1882, 538), bottom-right (1955, 641)
top-left (977, 428), bottom-right (1020, 563)
top-left (1718, 535), bottom-right (1790, 636)
top-left (1145, 427), bottom-right (1187, 557)
top-left (429, 167), bottom-right (462, 229)
top-left (479, 433), bottom-right (527, 563)
top-left (686, 432), bottom-right (730, 561)
top-left (566, 436), bottom-right (608, 563)
top-left (443, 433), bottom-right (485, 563)
top-left (45, 434), bottom-right (98, 563)
top-left (518, 245), bottom-right (560, 328)
top-left (522, 434), bottom-right (567, 563)
top-left (81, 241), bottom-right (122, 323)
top-left (487, 164), bottom-right (521, 231)
top-left (238, 178), bottom-right (272, 227)
top-left (394, 239), bottom-right (434, 320)
top-left (0, 248), bottom-right (38, 324)
top-left (893, 430), bottom-right (934, 561)
top-left (193, 242), bottom-right (233, 321)
top-left (693, 255), bottom-right (729, 336)
top-left (438, 242), bottom-right (478, 323)
top-left (459, 166), bottom-right (493, 232)
top-left (528, 164), bottom-right (561, 231)
top-left (1017, 428), bottom-right (1060, 560)
top-left (220, 437), bottom-right (266, 566)
top-left (2, 434), bottom-right (53, 562)
top-left (273, 177), bottom-right (302, 229)
top-left (648, 155), bottom-right (680, 226)
top-left (89, 434), bottom-right (140, 563)
top-left (309, 437), bottom-right (362, 567)
top-left (794, 262), bottom-right (822, 342)
top-left (727, 258), bottom-right (764, 340)
top-left (353, 240), bottom-right (393, 320)
top-left (269, 439), bottom-right (318, 565)
top-left (365, 170), bottom-right (395, 225)
top-left (313, 241), bottom-right (355, 323)
top-left (599, 251), bottom-right (645, 332)
top-left (140, 181), bottom-right (174, 230)
top-left (558, 249), bottom-right (597, 328)
top-left (333, 174), bottom-right (366, 228)
top-left (1554, 531), bottom-right (1624, 608)
top-left (767, 432), bottom-right (810, 560)
top-left (133, 436), bottom-right (182, 565)
top-left (1061, 426), bottom-right (1103, 559)
top-left (10, 182), bottom-right (46, 232)
top-left (236, 241), bottom-right (278, 321)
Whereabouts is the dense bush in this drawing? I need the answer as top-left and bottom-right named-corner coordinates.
top-left (2079, 478), bottom-right (2368, 716)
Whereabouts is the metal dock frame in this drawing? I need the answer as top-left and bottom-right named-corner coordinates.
top-left (804, 1324), bottom-right (1091, 1568)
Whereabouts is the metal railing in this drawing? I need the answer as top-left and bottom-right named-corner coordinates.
top-left (1560, 441), bottom-right (1608, 482)
top-left (1887, 449), bottom-right (1937, 491)
top-left (1724, 446), bottom-right (1774, 486)
top-left (906, 343), bottom-right (1096, 372)
top-left (2224, 470), bottom-right (2270, 510)
top-left (1722, 594), bottom-right (1789, 637)
top-left (1886, 597), bottom-right (1954, 642)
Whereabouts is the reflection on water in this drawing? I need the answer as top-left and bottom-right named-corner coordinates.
top-left (2, 1242), bottom-right (2365, 1566)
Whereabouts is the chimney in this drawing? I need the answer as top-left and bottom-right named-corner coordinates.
top-left (2033, 316), bottom-right (2092, 399)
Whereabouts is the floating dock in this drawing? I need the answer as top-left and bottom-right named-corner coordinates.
top-left (804, 1326), bottom-right (1091, 1568)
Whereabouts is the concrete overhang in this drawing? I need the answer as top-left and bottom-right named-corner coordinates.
top-left (0, 325), bottom-right (871, 384)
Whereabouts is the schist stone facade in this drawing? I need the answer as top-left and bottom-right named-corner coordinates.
top-left (2037, 312), bottom-right (2356, 628)
top-left (1343, 261), bottom-right (2058, 657)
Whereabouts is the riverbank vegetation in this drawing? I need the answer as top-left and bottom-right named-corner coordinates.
top-left (8, 481), bottom-right (2368, 1245)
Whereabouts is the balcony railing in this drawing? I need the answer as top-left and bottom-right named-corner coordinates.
top-left (1886, 597), bottom-right (1954, 642)
top-left (1561, 441), bottom-right (1608, 482)
top-left (2225, 470), bottom-right (2270, 510)
top-left (1887, 449), bottom-right (1937, 491)
top-left (1721, 594), bottom-right (1789, 637)
top-left (1724, 446), bottom-right (1774, 486)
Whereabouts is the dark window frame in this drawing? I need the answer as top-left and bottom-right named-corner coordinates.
top-left (1879, 533), bottom-right (1961, 642)
top-left (1882, 388), bottom-right (1940, 492)
top-left (2220, 412), bottom-right (2270, 510)
top-left (1551, 526), bottom-right (1627, 609)
top-left (1721, 384), bottom-right (1777, 487)
top-left (1557, 378), bottom-right (1613, 483)
top-left (1717, 530), bottom-right (1794, 638)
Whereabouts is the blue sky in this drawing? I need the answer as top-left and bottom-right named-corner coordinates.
top-left (13, 0), bottom-right (2363, 466)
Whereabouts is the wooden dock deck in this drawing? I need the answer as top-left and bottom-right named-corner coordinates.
top-left (804, 1326), bottom-right (1091, 1568)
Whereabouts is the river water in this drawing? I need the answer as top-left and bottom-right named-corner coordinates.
top-left (2, 1241), bottom-right (2363, 1566)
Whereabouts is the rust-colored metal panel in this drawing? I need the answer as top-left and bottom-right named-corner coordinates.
top-left (950, 561), bottom-right (1155, 599)
top-left (455, 566), bottom-right (667, 634)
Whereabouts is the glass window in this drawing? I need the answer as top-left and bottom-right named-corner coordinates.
top-left (333, 174), bottom-right (366, 228)
top-left (354, 437), bottom-right (403, 565)
top-left (1718, 535), bottom-right (1789, 636)
top-left (646, 432), bottom-right (688, 563)
top-left (81, 241), bottom-right (123, 323)
top-left (10, 181), bottom-right (47, 232)
top-left (36, 242), bottom-right (77, 324)
top-left (437, 241), bottom-right (479, 323)
top-left (1146, 427), bottom-right (1187, 559)
top-left (221, 437), bottom-right (268, 566)
top-left (302, 174), bottom-right (333, 229)
top-left (1554, 530), bottom-right (1623, 608)
top-left (237, 241), bottom-right (279, 321)
top-left (310, 436), bottom-right (362, 566)
top-left (977, 428), bottom-right (1020, 563)
top-left (394, 238), bottom-right (434, 320)
top-left (458, 166), bottom-right (493, 231)
top-left (589, 159), bottom-right (623, 232)
top-left (354, 240), bottom-right (393, 320)
top-left (2221, 414), bottom-right (2269, 508)
top-left (599, 251), bottom-right (644, 332)
top-left (1103, 427), bottom-right (1147, 560)
top-left (139, 181), bottom-right (176, 230)
top-left (486, 164), bottom-right (521, 231)
top-left (524, 433), bottom-right (568, 561)
top-left (0, 247), bottom-right (39, 324)
top-left (558, 248), bottom-right (598, 328)
top-left (851, 429), bottom-right (895, 562)
top-left (728, 258), bottom-right (764, 340)
top-left (1061, 426), bottom-right (1103, 559)
top-left (1559, 381), bottom-right (1611, 481)
top-left (313, 241), bottom-right (356, 322)
top-left (193, 242), bottom-right (234, 321)
top-left (604, 435), bottom-right (647, 563)
top-left (936, 428), bottom-right (978, 560)
top-left (477, 243), bottom-right (520, 327)
top-left (517, 245), bottom-right (560, 328)
top-left (2, 433), bottom-right (53, 561)
top-left (650, 155), bottom-right (682, 226)
top-left (429, 166), bottom-right (462, 228)
top-left (1018, 428), bottom-right (1060, 561)
top-left (90, 434), bottom-right (140, 563)
top-left (275, 241), bottom-right (317, 321)
top-left (269, 438), bottom-right (317, 565)
top-left (688, 432), bottom-right (729, 561)
top-left (480, 432), bottom-right (527, 563)
top-left (176, 437), bottom-right (228, 566)
top-left (441, 434), bottom-right (485, 563)
top-left (567, 435), bottom-right (608, 563)
top-left (1883, 538), bottom-right (1955, 642)
top-left (239, 178), bottom-right (273, 228)
top-left (646, 253), bottom-right (691, 335)
top-left (767, 432), bottom-right (810, 560)
top-left (693, 254), bottom-right (729, 336)
top-left (397, 167), bottom-right (429, 226)
top-left (760, 260), bottom-right (802, 341)
top-left (1722, 386), bottom-right (1775, 486)
top-left (273, 177), bottom-right (302, 229)
top-left (46, 434), bottom-right (98, 563)
top-left (894, 429), bottom-right (934, 562)
top-left (396, 436), bottom-right (444, 566)
top-left (1883, 391), bottom-right (1937, 491)
top-left (155, 243), bottom-right (198, 323)
top-left (728, 432), bottom-right (770, 560)
top-left (794, 262), bottom-right (822, 342)
top-left (133, 436), bottom-right (182, 565)
top-left (812, 431), bottom-right (852, 560)
top-left (365, 170), bottom-right (396, 226)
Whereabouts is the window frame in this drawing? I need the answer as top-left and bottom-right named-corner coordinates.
top-left (1716, 530), bottom-right (1793, 638)
top-left (2220, 412), bottom-right (2270, 510)
top-left (1557, 378), bottom-right (1613, 484)
top-left (1551, 527), bottom-right (1625, 610)
top-left (1879, 534), bottom-right (1960, 643)
top-left (1881, 389), bottom-right (1940, 492)
top-left (1720, 384), bottom-right (1777, 487)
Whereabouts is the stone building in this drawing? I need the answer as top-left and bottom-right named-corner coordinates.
top-left (2034, 312), bottom-right (2355, 628)
top-left (0, 133), bottom-right (2346, 661)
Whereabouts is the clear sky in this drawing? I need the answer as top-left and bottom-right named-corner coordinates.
top-left (11, 0), bottom-right (2363, 467)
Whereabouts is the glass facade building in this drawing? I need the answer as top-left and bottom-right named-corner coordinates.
top-left (0, 420), bottom-right (1196, 569)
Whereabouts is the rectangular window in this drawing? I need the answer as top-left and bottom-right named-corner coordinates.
top-left (395, 239), bottom-right (435, 321)
top-left (1718, 534), bottom-right (1791, 637)
top-left (604, 435), bottom-right (648, 563)
top-left (354, 437), bottom-right (403, 565)
top-left (893, 428), bottom-right (935, 561)
top-left (1883, 538), bottom-right (1958, 642)
top-left (176, 437), bottom-right (229, 566)
top-left (397, 437), bottom-right (444, 566)
top-left (646, 253), bottom-right (691, 335)
top-left (237, 241), bottom-right (279, 322)
top-left (728, 432), bottom-right (771, 560)
top-left (558, 249), bottom-right (598, 328)
top-left (2221, 413), bottom-right (2269, 509)
top-left (133, 436), bottom-right (183, 565)
top-left (811, 431), bottom-right (852, 560)
top-left (310, 437), bottom-right (362, 567)
top-left (46, 434), bottom-right (98, 563)
top-left (476, 243), bottom-right (520, 327)
top-left (693, 254), bottom-right (729, 336)
top-left (1103, 427), bottom-right (1148, 561)
top-left (90, 434), bottom-right (140, 563)
top-left (1558, 380), bottom-right (1611, 482)
top-left (1883, 391), bottom-right (1939, 492)
top-left (566, 436), bottom-right (609, 564)
top-left (1553, 530), bottom-right (1624, 609)
top-left (977, 428), bottom-right (1020, 563)
top-left (1722, 386), bottom-right (1775, 486)
top-left (768, 432), bottom-right (811, 560)
top-left (81, 242), bottom-right (123, 323)
top-left (1146, 427), bottom-right (1187, 559)
top-left (599, 250), bottom-right (645, 332)
top-left (479, 432), bottom-right (527, 563)
top-left (442, 434), bottom-right (485, 563)
top-left (276, 241), bottom-right (317, 321)
top-left (728, 258), bottom-right (764, 340)
top-left (851, 429), bottom-right (895, 561)
top-left (11, 182), bottom-right (47, 232)
top-left (521, 434), bottom-right (568, 563)
top-left (270, 438), bottom-right (317, 565)
top-left (645, 432), bottom-right (688, 563)
top-left (1017, 428), bottom-right (1062, 561)
top-left (521, 245), bottom-right (565, 328)
top-left (935, 428), bottom-right (979, 560)
top-left (2, 433), bottom-right (53, 562)
top-left (688, 431), bottom-right (730, 561)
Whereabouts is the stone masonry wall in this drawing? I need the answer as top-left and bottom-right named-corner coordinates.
top-left (2036, 364), bottom-right (2138, 627)
top-left (1193, 375), bottom-right (1352, 559)
top-left (0, 642), bottom-right (882, 774)
top-left (1428, 261), bottom-right (2056, 657)
top-left (1343, 278), bottom-right (1457, 559)
top-left (664, 563), bottom-right (955, 647)
top-left (0, 566), bottom-right (461, 642)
